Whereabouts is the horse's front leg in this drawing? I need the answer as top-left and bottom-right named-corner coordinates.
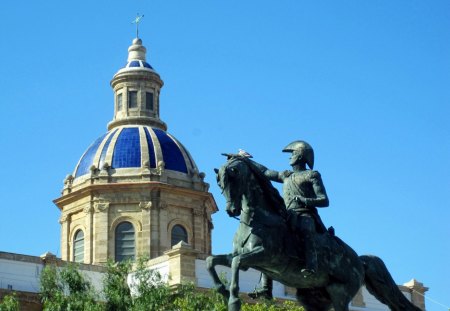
top-left (206, 254), bottom-right (232, 300)
top-left (229, 255), bottom-right (242, 311)
top-left (228, 246), bottom-right (267, 311)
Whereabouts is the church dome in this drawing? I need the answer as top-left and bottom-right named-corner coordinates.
top-left (56, 35), bottom-right (217, 266)
top-left (60, 37), bottom-right (207, 192)
top-left (73, 125), bottom-right (197, 180)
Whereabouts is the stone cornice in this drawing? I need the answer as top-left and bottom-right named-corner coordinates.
top-left (53, 181), bottom-right (218, 212)
top-left (107, 117), bottom-right (167, 131)
top-left (111, 70), bottom-right (163, 88)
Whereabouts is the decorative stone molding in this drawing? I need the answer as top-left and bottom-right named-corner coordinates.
top-left (139, 201), bottom-right (152, 210)
top-left (64, 174), bottom-right (74, 186)
top-left (157, 160), bottom-right (165, 174)
top-left (404, 279), bottom-right (428, 310)
top-left (159, 202), bottom-right (168, 210)
top-left (84, 205), bottom-right (94, 214)
top-left (59, 214), bottom-right (70, 224)
top-left (40, 252), bottom-right (58, 265)
top-left (110, 217), bottom-right (143, 232)
top-left (207, 220), bottom-right (214, 230)
top-left (99, 162), bottom-right (111, 177)
top-left (95, 202), bottom-right (110, 212)
top-left (193, 208), bottom-right (204, 216)
top-left (90, 165), bottom-right (99, 176)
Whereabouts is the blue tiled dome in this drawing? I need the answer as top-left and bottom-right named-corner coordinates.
top-left (125, 60), bottom-right (153, 70)
top-left (74, 126), bottom-right (196, 178)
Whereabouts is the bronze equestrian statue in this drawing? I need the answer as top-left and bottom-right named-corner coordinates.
top-left (206, 141), bottom-right (421, 311)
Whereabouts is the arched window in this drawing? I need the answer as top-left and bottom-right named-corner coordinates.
top-left (115, 222), bottom-right (135, 262)
top-left (73, 230), bottom-right (84, 263)
top-left (171, 225), bottom-right (188, 247)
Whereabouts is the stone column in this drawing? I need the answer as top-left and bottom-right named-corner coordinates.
top-left (193, 208), bottom-right (204, 253)
top-left (150, 202), bottom-right (161, 258)
top-left (164, 241), bottom-right (199, 286)
top-left (159, 203), bottom-right (169, 253)
top-left (404, 279), bottom-right (428, 311)
top-left (140, 201), bottom-right (152, 258)
top-left (84, 205), bottom-right (94, 264)
top-left (59, 214), bottom-right (70, 261)
top-left (93, 202), bottom-right (110, 264)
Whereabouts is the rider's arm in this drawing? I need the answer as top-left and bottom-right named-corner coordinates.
top-left (252, 161), bottom-right (287, 183)
top-left (305, 171), bottom-right (329, 208)
top-left (264, 169), bottom-right (284, 183)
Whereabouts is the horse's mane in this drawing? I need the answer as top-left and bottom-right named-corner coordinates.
top-left (234, 156), bottom-right (287, 218)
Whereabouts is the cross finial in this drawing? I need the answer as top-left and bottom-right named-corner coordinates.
top-left (132, 13), bottom-right (144, 38)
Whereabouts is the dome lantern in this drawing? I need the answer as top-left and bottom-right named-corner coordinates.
top-left (108, 38), bottom-right (167, 131)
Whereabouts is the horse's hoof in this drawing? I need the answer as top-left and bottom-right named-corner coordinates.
top-left (228, 298), bottom-right (241, 311)
top-left (248, 289), bottom-right (273, 300)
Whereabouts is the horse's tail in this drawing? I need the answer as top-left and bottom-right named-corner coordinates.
top-left (360, 255), bottom-right (422, 311)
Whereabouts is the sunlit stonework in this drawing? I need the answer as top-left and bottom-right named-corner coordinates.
top-left (54, 38), bottom-right (218, 265)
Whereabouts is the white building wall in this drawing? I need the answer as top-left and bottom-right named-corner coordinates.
top-left (0, 258), bottom-right (41, 293)
top-left (0, 252), bottom-right (105, 296)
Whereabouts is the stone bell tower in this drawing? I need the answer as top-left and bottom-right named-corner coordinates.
top-left (54, 37), bottom-right (217, 265)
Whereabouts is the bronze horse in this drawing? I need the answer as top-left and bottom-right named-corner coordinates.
top-left (206, 156), bottom-right (421, 311)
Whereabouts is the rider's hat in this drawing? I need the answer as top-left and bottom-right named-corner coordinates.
top-left (282, 140), bottom-right (314, 169)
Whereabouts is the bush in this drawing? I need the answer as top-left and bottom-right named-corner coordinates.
top-left (40, 258), bottom-right (304, 311)
top-left (0, 293), bottom-right (19, 311)
top-left (40, 264), bottom-right (102, 311)
top-left (103, 260), bottom-right (133, 311)
top-left (243, 300), bottom-right (304, 311)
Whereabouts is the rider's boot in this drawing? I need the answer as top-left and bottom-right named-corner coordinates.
top-left (248, 273), bottom-right (273, 300)
top-left (300, 217), bottom-right (318, 278)
top-left (302, 236), bottom-right (318, 276)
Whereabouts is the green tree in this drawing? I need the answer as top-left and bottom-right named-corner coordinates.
top-left (103, 260), bottom-right (133, 311)
top-left (0, 293), bottom-right (19, 311)
top-left (130, 257), bottom-right (172, 311)
top-left (172, 283), bottom-right (227, 311)
top-left (41, 258), bottom-right (305, 311)
top-left (40, 264), bottom-right (102, 311)
top-left (242, 299), bottom-right (305, 311)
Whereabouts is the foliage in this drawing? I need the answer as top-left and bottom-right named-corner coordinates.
top-left (172, 283), bottom-right (227, 311)
top-left (40, 264), bottom-right (102, 311)
top-left (103, 260), bottom-right (133, 311)
top-left (103, 257), bottom-right (227, 310)
top-left (0, 293), bottom-right (19, 311)
top-left (129, 256), bottom-right (172, 311)
top-left (242, 299), bottom-right (305, 311)
top-left (40, 258), bottom-right (305, 311)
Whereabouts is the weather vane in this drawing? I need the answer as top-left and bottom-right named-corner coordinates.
top-left (132, 13), bottom-right (144, 38)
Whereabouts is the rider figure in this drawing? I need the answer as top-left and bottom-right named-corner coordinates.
top-left (250, 140), bottom-right (329, 299)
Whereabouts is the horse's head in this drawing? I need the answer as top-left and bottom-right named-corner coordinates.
top-left (215, 156), bottom-right (251, 218)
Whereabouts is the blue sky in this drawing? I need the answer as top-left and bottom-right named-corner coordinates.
top-left (0, 1), bottom-right (449, 309)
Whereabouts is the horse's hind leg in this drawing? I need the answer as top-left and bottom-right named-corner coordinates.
top-left (296, 288), bottom-right (332, 311)
top-left (326, 283), bottom-right (354, 311)
top-left (206, 254), bottom-right (232, 299)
